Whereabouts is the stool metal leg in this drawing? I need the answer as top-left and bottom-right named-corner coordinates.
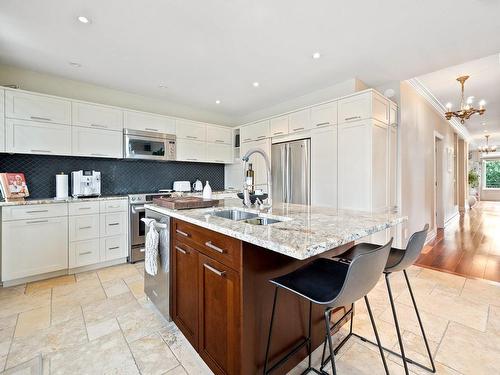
top-left (403, 269), bottom-right (436, 373)
top-left (365, 295), bottom-right (390, 375)
top-left (263, 287), bottom-right (279, 375)
top-left (324, 309), bottom-right (337, 375)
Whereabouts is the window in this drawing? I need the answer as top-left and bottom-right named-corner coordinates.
top-left (484, 160), bottom-right (500, 189)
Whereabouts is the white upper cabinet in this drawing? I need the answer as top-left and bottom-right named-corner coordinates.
top-left (289, 109), bottom-right (311, 134)
top-left (206, 143), bottom-right (232, 163)
top-left (6, 118), bottom-right (71, 156)
top-left (206, 125), bottom-right (231, 144)
top-left (123, 110), bottom-right (176, 134)
top-left (311, 125), bottom-right (338, 208)
top-left (0, 116), bottom-right (4, 153)
top-left (0, 88), bottom-right (4, 113)
top-left (72, 126), bottom-right (122, 158)
top-left (270, 115), bottom-right (289, 137)
top-left (5, 90), bottom-right (71, 125)
top-left (176, 119), bottom-right (206, 141)
top-left (240, 120), bottom-right (270, 143)
top-left (338, 91), bottom-right (389, 124)
top-left (389, 102), bottom-right (398, 127)
top-left (72, 102), bottom-right (123, 131)
top-left (311, 101), bottom-right (338, 129)
top-left (176, 139), bottom-right (206, 162)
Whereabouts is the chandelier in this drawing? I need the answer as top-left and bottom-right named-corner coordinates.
top-left (445, 75), bottom-right (486, 124)
top-left (478, 135), bottom-right (497, 154)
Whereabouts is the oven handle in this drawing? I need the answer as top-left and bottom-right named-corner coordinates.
top-left (131, 205), bottom-right (146, 214)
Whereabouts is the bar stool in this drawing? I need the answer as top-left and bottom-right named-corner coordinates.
top-left (335, 225), bottom-right (435, 374)
top-left (263, 239), bottom-right (393, 375)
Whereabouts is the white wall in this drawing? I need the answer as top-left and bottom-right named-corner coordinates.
top-left (0, 64), bottom-right (233, 126)
top-left (400, 81), bottom-right (459, 243)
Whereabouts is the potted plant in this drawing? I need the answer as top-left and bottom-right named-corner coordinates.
top-left (468, 169), bottom-right (480, 208)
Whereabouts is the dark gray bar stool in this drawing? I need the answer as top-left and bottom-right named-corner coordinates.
top-left (335, 224), bottom-right (435, 374)
top-left (263, 239), bottom-right (393, 375)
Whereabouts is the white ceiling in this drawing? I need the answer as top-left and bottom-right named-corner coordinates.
top-left (1, 0), bottom-right (500, 125)
top-left (418, 53), bottom-right (500, 149)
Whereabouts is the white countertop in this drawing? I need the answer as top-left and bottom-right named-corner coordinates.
top-left (0, 195), bottom-right (127, 207)
top-left (145, 198), bottom-right (407, 260)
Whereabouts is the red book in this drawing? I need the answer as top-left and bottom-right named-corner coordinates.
top-left (0, 173), bottom-right (30, 201)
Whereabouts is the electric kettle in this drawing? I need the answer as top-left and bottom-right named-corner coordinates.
top-left (193, 179), bottom-right (203, 192)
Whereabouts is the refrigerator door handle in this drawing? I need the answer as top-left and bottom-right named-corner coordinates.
top-left (282, 144), bottom-right (287, 203)
top-left (286, 143), bottom-right (292, 203)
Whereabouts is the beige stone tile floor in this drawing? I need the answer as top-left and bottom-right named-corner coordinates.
top-left (0, 262), bottom-right (498, 374)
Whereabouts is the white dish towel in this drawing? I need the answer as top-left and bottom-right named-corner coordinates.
top-left (142, 218), bottom-right (159, 276)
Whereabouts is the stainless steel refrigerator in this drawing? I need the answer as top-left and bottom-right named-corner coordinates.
top-left (271, 138), bottom-right (311, 205)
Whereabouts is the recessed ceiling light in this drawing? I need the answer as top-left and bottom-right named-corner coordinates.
top-left (312, 52), bottom-right (321, 59)
top-left (158, 84), bottom-right (168, 89)
top-left (484, 129), bottom-right (488, 132)
top-left (69, 62), bottom-right (82, 67)
top-left (481, 122), bottom-right (486, 126)
top-left (252, 82), bottom-right (259, 87)
top-left (77, 16), bottom-right (90, 24)
top-left (215, 100), bottom-right (221, 104)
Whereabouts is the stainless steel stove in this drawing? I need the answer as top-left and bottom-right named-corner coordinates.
top-left (128, 191), bottom-right (172, 263)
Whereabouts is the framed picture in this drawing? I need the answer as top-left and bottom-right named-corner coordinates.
top-left (0, 173), bottom-right (30, 201)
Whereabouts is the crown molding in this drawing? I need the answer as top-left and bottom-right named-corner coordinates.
top-left (406, 78), bottom-right (472, 143)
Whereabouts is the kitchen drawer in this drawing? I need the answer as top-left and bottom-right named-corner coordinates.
top-left (69, 214), bottom-right (100, 242)
top-left (289, 108), bottom-right (311, 133)
top-left (72, 102), bottom-right (123, 131)
top-left (5, 90), bottom-right (71, 124)
top-left (176, 119), bottom-right (206, 141)
top-left (172, 219), bottom-right (241, 270)
top-left (100, 199), bottom-right (128, 213)
top-left (69, 239), bottom-right (100, 268)
top-left (311, 101), bottom-right (338, 128)
top-left (2, 203), bottom-right (68, 221)
top-left (100, 212), bottom-right (127, 237)
top-left (206, 125), bottom-right (231, 144)
top-left (100, 235), bottom-right (127, 261)
top-left (69, 200), bottom-right (100, 216)
top-left (123, 110), bottom-right (176, 134)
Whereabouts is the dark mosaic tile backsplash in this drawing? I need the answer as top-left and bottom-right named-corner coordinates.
top-left (0, 154), bottom-right (224, 198)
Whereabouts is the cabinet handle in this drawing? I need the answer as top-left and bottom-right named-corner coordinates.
top-left (175, 246), bottom-right (188, 254)
top-left (204, 263), bottom-right (226, 277)
top-left (186, 136), bottom-right (198, 139)
top-left (31, 149), bottom-right (52, 153)
top-left (26, 209), bottom-right (49, 213)
top-left (292, 127), bottom-right (304, 132)
top-left (108, 246), bottom-right (120, 250)
top-left (79, 251), bottom-right (92, 256)
top-left (78, 207), bottom-right (92, 210)
top-left (145, 128), bottom-right (159, 132)
top-left (186, 158), bottom-right (198, 161)
top-left (205, 241), bottom-right (225, 253)
top-left (273, 131), bottom-right (284, 135)
top-left (108, 222), bottom-right (120, 226)
top-left (315, 122), bottom-right (330, 127)
top-left (26, 219), bottom-right (49, 224)
top-left (107, 205), bottom-right (120, 209)
top-left (215, 160), bottom-right (224, 163)
top-left (256, 135), bottom-right (266, 139)
top-left (345, 116), bottom-right (361, 121)
top-left (175, 229), bottom-right (190, 237)
top-left (91, 124), bottom-right (108, 128)
top-left (79, 226), bottom-right (92, 230)
top-left (30, 116), bottom-right (51, 121)
top-left (215, 139), bottom-right (225, 143)
top-left (243, 138), bottom-right (251, 142)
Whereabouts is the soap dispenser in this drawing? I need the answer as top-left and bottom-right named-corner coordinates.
top-left (203, 181), bottom-right (212, 199)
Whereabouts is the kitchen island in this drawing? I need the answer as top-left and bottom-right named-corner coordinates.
top-left (145, 199), bottom-right (406, 375)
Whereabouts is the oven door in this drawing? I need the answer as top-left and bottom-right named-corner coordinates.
top-left (130, 204), bottom-right (147, 247)
top-left (124, 134), bottom-right (168, 161)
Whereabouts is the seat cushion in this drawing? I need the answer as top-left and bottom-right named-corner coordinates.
top-left (270, 258), bottom-right (349, 305)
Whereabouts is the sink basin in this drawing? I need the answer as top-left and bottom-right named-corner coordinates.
top-left (244, 217), bottom-right (282, 225)
top-left (211, 209), bottom-right (259, 221)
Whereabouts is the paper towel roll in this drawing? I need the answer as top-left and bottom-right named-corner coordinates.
top-left (55, 173), bottom-right (68, 200)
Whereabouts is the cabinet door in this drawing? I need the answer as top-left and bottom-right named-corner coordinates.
top-left (69, 214), bottom-right (100, 242)
top-left (1, 216), bottom-right (68, 281)
top-left (72, 126), bottom-right (123, 158)
top-left (5, 90), bottom-right (71, 124)
top-left (0, 88), bottom-right (4, 113)
top-left (389, 102), bottom-right (398, 127)
top-left (100, 212), bottom-right (127, 237)
top-left (123, 110), bottom-right (176, 133)
top-left (389, 125), bottom-right (398, 209)
top-left (176, 120), bottom-right (207, 141)
top-left (198, 254), bottom-right (240, 375)
top-left (72, 102), bottom-right (123, 131)
top-left (240, 121), bottom-right (269, 143)
top-left (172, 241), bottom-right (199, 349)
top-left (0, 116), bottom-right (4, 152)
top-left (372, 121), bottom-right (389, 211)
top-left (311, 101), bottom-right (338, 128)
top-left (311, 126), bottom-right (337, 208)
top-left (206, 143), bottom-right (232, 163)
top-left (69, 239), bottom-right (100, 268)
top-left (100, 235), bottom-right (127, 261)
top-left (176, 139), bottom-right (207, 162)
top-left (338, 92), bottom-right (371, 124)
top-left (240, 138), bottom-right (271, 192)
top-left (5, 118), bottom-right (71, 156)
top-left (289, 108), bottom-right (311, 134)
top-left (206, 125), bottom-right (231, 144)
top-left (270, 115), bottom-right (289, 137)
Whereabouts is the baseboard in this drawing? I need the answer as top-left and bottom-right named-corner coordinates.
top-left (444, 210), bottom-right (460, 227)
top-left (425, 229), bottom-right (437, 245)
top-left (68, 257), bottom-right (127, 274)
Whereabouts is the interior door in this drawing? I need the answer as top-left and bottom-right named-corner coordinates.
top-left (288, 139), bottom-right (311, 205)
top-left (271, 143), bottom-right (287, 203)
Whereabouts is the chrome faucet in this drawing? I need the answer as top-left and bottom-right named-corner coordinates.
top-left (241, 148), bottom-right (272, 208)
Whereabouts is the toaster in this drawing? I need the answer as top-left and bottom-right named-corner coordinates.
top-left (173, 180), bottom-right (191, 192)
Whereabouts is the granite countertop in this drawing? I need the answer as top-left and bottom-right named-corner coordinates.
top-left (0, 195), bottom-right (128, 207)
top-left (145, 198), bottom-right (407, 260)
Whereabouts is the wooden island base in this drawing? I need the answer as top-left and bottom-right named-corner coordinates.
top-left (170, 218), bottom-right (353, 375)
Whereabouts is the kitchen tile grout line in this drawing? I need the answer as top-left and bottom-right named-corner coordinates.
top-left (115, 317), bottom-right (143, 374)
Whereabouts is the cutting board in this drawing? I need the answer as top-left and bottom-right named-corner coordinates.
top-left (153, 196), bottom-right (221, 210)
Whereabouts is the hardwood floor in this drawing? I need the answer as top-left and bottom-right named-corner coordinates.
top-left (416, 200), bottom-right (500, 283)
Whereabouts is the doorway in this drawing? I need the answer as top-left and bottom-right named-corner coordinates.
top-left (434, 132), bottom-right (445, 230)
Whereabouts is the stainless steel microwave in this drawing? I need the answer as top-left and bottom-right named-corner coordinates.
top-left (123, 129), bottom-right (176, 161)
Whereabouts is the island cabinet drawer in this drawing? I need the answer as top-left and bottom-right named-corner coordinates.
top-left (172, 219), bottom-right (241, 270)
top-left (2, 203), bottom-right (68, 221)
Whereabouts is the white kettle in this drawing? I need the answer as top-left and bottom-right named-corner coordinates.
top-left (193, 179), bottom-right (203, 192)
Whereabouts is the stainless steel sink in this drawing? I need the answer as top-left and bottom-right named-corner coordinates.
top-left (210, 209), bottom-right (259, 221)
top-left (244, 217), bottom-right (282, 225)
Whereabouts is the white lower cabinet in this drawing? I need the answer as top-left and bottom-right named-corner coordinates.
top-left (1, 216), bottom-right (68, 281)
top-left (0, 115), bottom-right (4, 152)
top-left (311, 126), bottom-right (337, 208)
top-left (69, 239), bottom-right (100, 268)
top-left (5, 118), bottom-right (71, 156)
top-left (69, 214), bottom-right (100, 242)
top-left (100, 235), bottom-right (127, 261)
top-left (176, 139), bottom-right (206, 162)
top-left (100, 212), bottom-right (127, 237)
top-left (72, 126), bottom-right (122, 158)
top-left (206, 143), bottom-right (232, 163)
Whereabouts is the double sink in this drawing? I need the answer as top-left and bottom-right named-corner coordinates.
top-left (210, 209), bottom-right (283, 225)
